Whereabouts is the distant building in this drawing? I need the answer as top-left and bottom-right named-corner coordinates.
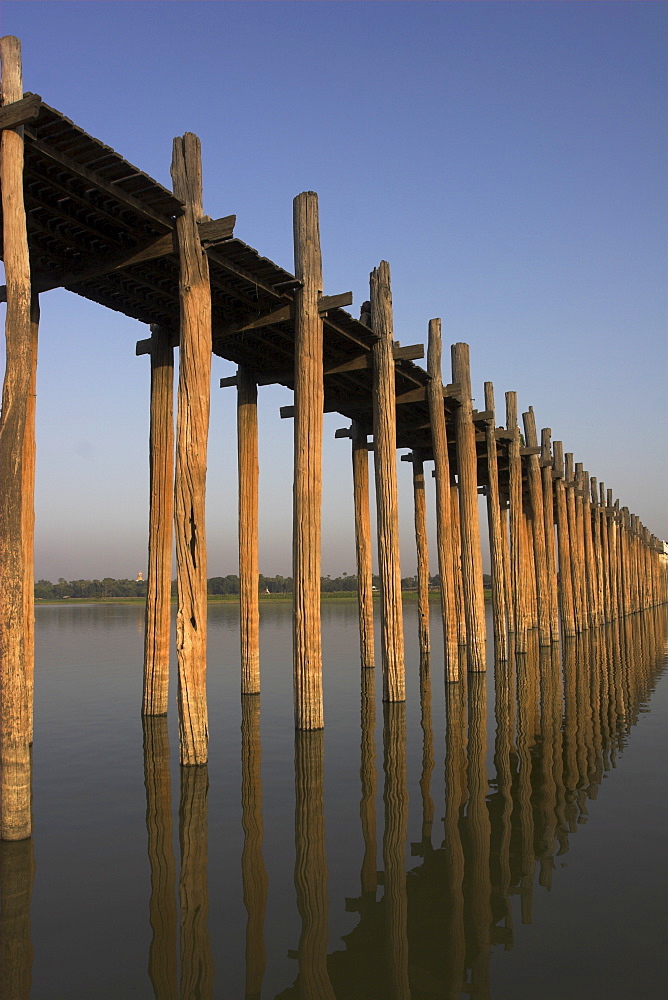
top-left (136, 571), bottom-right (144, 582)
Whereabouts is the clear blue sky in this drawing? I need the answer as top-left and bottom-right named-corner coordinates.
top-left (1, 1), bottom-right (666, 581)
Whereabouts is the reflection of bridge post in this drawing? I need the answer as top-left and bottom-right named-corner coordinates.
top-left (382, 702), bottom-right (410, 999)
top-left (514, 641), bottom-right (537, 924)
top-left (418, 652), bottom-right (434, 848)
top-left (443, 674), bottom-right (467, 998)
top-left (463, 671), bottom-right (492, 998)
top-left (179, 764), bottom-right (213, 999)
top-left (241, 696), bottom-right (267, 1000)
top-left (536, 647), bottom-right (561, 889)
top-left (490, 650), bottom-right (514, 948)
top-left (359, 666), bottom-right (377, 900)
top-left (0, 838), bottom-right (35, 999)
top-left (142, 717), bottom-right (177, 1000)
top-left (293, 731), bottom-right (335, 999)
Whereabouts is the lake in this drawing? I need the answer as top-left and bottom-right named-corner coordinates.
top-left (1, 600), bottom-right (666, 999)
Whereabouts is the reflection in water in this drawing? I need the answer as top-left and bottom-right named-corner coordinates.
top-left (241, 695), bottom-right (267, 1000)
top-left (359, 666), bottom-right (377, 901)
top-left (286, 731), bottom-right (335, 1000)
top-left (179, 764), bottom-right (213, 999)
top-left (0, 838), bottom-right (35, 1000)
top-left (143, 716), bottom-right (178, 1000)
top-left (383, 702), bottom-right (410, 1000)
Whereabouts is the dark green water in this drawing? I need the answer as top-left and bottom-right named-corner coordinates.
top-left (1, 601), bottom-right (666, 999)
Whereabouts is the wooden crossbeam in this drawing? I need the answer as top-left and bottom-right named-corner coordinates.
top-left (395, 381), bottom-right (461, 406)
top-left (520, 445), bottom-right (541, 456)
top-left (325, 343), bottom-right (423, 375)
top-left (0, 91), bottom-right (41, 129)
top-left (216, 292), bottom-right (353, 338)
top-left (472, 408), bottom-right (493, 423)
top-left (24, 128), bottom-right (179, 230)
top-left (4, 215), bottom-right (236, 304)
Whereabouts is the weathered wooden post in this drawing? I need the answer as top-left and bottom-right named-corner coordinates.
top-left (522, 408), bottom-right (551, 645)
top-left (552, 441), bottom-right (576, 636)
top-left (293, 192), bottom-right (325, 728)
top-left (142, 325), bottom-right (175, 717)
top-left (581, 470), bottom-right (597, 628)
top-left (483, 383), bottom-right (508, 659)
top-left (171, 133), bottom-right (212, 765)
top-left (23, 295), bottom-right (38, 746)
top-left (352, 420), bottom-right (375, 668)
top-left (371, 261), bottom-right (405, 702)
top-left (506, 392), bottom-right (526, 652)
top-left (590, 477), bottom-right (605, 626)
top-left (599, 482), bottom-right (611, 623)
top-left (606, 489), bottom-right (619, 621)
top-left (238, 365), bottom-right (260, 695)
top-left (451, 343), bottom-right (486, 670)
top-left (540, 428), bottom-right (560, 640)
top-left (451, 479), bottom-right (467, 645)
top-left (0, 35), bottom-right (33, 840)
top-left (427, 319), bottom-right (459, 680)
top-left (565, 454), bottom-right (583, 632)
top-left (411, 450), bottom-right (431, 654)
top-left (574, 462), bottom-right (588, 630)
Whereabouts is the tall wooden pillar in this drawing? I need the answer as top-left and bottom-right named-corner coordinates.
top-left (522, 408), bottom-right (550, 645)
top-left (606, 490), bottom-right (618, 621)
top-left (292, 192), bottom-right (324, 728)
top-left (427, 319), bottom-right (459, 680)
top-left (552, 442), bottom-right (576, 636)
top-left (506, 392), bottom-right (526, 652)
top-left (581, 470), bottom-right (597, 628)
top-left (451, 479), bottom-right (467, 645)
top-left (590, 478), bottom-right (605, 626)
top-left (411, 451), bottom-right (431, 654)
top-left (573, 463), bottom-right (588, 630)
top-left (23, 295), bottom-right (38, 746)
top-left (599, 482), bottom-right (611, 623)
top-left (0, 36), bottom-right (33, 840)
top-left (143, 324), bottom-right (175, 717)
top-left (352, 420), bottom-right (375, 668)
top-left (483, 382), bottom-right (508, 659)
top-left (238, 365), bottom-right (260, 695)
top-left (540, 428), bottom-right (560, 640)
top-left (451, 343), bottom-right (486, 670)
top-left (371, 261), bottom-right (405, 701)
top-left (171, 133), bottom-right (211, 765)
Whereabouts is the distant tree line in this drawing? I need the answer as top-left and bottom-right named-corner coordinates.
top-left (36, 572), bottom-right (492, 599)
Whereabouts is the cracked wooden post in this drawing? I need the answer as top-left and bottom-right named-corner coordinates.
top-left (143, 324), bottom-right (174, 716)
top-left (0, 35), bottom-right (33, 840)
top-left (411, 450), bottom-right (431, 654)
top-left (483, 383), bottom-right (508, 659)
top-left (451, 343), bottom-right (486, 669)
top-left (427, 319), bottom-right (459, 680)
top-left (371, 261), bottom-right (405, 702)
top-left (23, 295), bottom-right (38, 746)
top-left (293, 192), bottom-right (324, 728)
top-left (171, 132), bottom-right (211, 765)
top-left (238, 365), bottom-right (260, 695)
top-left (522, 408), bottom-right (551, 645)
top-left (540, 428), bottom-right (560, 641)
top-left (506, 392), bottom-right (526, 652)
top-left (352, 419), bottom-right (375, 669)
top-left (552, 441), bottom-right (576, 636)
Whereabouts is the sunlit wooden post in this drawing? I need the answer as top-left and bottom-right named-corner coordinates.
top-left (411, 450), bottom-right (431, 654)
top-left (142, 324), bottom-right (174, 716)
top-left (574, 463), bottom-right (589, 630)
top-left (451, 479), bottom-right (467, 645)
top-left (371, 261), bottom-right (405, 702)
top-left (606, 490), bottom-right (618, 621)
top-left (293, 192), bottom-right (325, 728)
top-left (552, 442), bottom-right (575, 636)
top-left (581, 470), bottom-right (597, 628)
top-left (506, 392), bottom-right (526, 651)
top-left (590, 477), bottom-right (605, 626)
top-left (352, 419), bottom-right (375, 668)
top-left (0, 35), bottom-right (33, 840)
top-left (238, 365), bottom-right (260, 694)
top-left (427, 318), bottom-right (459, 680)
top-left (171, 133), bottom-right (211, 765)
top-left (522, 408), bottom-right (551, 645)
top-left (599, 482), bottom-right (611, 623)
top-left (540, 428), bottom-right (560, 640)
top-left (483, 382), bottom-right (508, 658)
top-left (451, 343), bottom-right (486, 670)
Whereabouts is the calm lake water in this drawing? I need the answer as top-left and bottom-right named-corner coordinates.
top-left (2, 600), bottom-right (666, 999)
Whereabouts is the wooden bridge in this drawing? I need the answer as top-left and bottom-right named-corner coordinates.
top-left (0, 37), bottom-right (665, 839)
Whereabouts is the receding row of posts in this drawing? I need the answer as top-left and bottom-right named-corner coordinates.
top-left (1, 30), bottom-right (666, 839)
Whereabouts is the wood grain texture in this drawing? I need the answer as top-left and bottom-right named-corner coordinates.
top-left (522, 408), bottom-right (551, 645)
top-left (540, 428), bottom-right (560, 640)
top-left (483, 383), bottom-right (508, 658)
top-left (451, 343), bottom-right (486, 668)
top-left (238, 366), bottom-right (260, 694)
top-left (0, 35), bottom-right (32, 840)
top-left (552, 441), bottom-right (576, 636)
top-left (352, 420), bottom-right (375, 668)
top-left (143, 325), bottom-right (174, 716)
top-left (171, 133), bottom-right (211, 765)
top-left (371, 261), bottom-right (405, 701)
top-left (292, 192), bottom-right (324, 728)
top-left (427, 319), bottom-right (459, 679)
top-left (411, 451), bottom-right (431, 654)
top-left (505, 392), bottom-right (526, 652)
top-left (22, 296), bottom-right (38, 744)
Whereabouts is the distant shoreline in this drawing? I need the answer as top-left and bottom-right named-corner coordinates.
top-left (36, 590), bottom-right (492, 606)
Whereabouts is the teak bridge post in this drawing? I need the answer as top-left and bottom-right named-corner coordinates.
top-left (238, 365), bottom-right (260, 695)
